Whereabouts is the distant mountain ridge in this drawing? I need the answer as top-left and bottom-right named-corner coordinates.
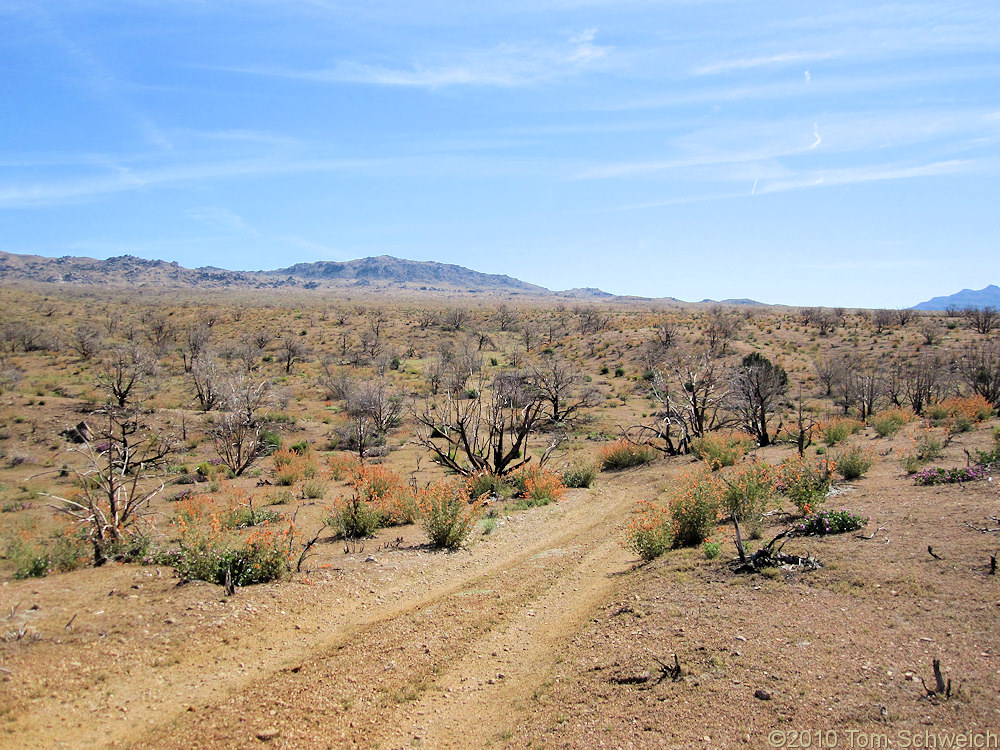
top-left (267, 255), bottom-right (546, 293)
top-left (0, 250), bottom-right (609, 298)
top-left (912, 285), bottom-right (1000, 310)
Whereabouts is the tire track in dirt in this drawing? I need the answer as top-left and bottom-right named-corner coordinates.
top-left (380, 502), bottom-right (630, 749)
top-left (119, 471), bottom-right (647, 749)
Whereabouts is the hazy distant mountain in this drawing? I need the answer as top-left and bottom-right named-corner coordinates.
top-left (267, 255), bottom-right (547, 293)
top-left (912, 285), bottom-right (1000, 311)
top-left (0, 250), bottom-right (610, 297)
top-left (700, 297), bottom-right (765, 306)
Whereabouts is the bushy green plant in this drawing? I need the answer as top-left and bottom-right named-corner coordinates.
top-left (834, 445), bottom-right (878, 480)
top-left (327, 493), bottom-right (382, 539)
top-left (259, 429), bottom-right (282, 454)
top-left (222, 504), bottom-right (284, 529)
top-left (418, 481), bottom-right (483, 549)
top-left (789, 509), bottom-right (868, 536)
top-left (599, 440), bottom-right (657, 471)
top-left (777, 456), bottom-right (836, 515)
top-left (870, 408), bottom-right (912, 438)
top-left (301, 479), bottom-right (328, 499)
top-left (467, 471), bottom-right (511, 500)
top-left (702, 540), bottom-right (721, 559)
top-left (720, 459), bottom-right (775, 522)
top-left (624, 501), bottom-right (672, 561)
top-left (560, 460), bottom-right (598, 488)
top-left (669, 470), bottom-right (723, 547)
top-left (14, 552), bottom-right (49, 579)
top-left (901, 428), bottom-right (946, 473)
top-left (168, 531), bottom-right (290, 587)
top-left (821, 418), bottom-right (865, 447)
top-left (690, 433), bottom-right (752, 470)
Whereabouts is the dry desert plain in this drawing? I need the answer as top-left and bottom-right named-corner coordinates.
top-left (0, 284), bottom-right (998, 749)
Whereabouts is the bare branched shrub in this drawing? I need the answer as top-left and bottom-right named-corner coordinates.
top-left (415, 372), bottom-right (547, 476)
top-left (68, 323), bottom-right (103, 360)
top-left (964, 305), bottom-right (999, 335)
top-left (956, 339), bottom-right (1000, 406)
top-left (529, 352), bottom-right (600, 424)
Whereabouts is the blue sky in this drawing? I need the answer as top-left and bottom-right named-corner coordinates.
top-left (1, 1), bottom-right (998, 307)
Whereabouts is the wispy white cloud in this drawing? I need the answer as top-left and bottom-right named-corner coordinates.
top-left (757, 159), bottom-right (984, 194)
top-left (809, 123), bottom-right (821, 150)
top-left (229, 30), bottom-right (612, 89)
top-left (187, 206), bottom-right (261, 236)
top-left (695, 51), bottom-right (840, 76)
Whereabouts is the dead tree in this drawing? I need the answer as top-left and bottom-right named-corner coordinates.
top-left (414, 372), bottom-right (547, 476)
top-left (47, 384), bottom-right (171, 566)
top-left (529, 353), bottom-right (600, 424)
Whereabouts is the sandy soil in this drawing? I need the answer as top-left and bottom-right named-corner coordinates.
top-left (3, 429), bottom-right (1000, 749)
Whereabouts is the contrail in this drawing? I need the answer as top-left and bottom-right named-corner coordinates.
top-left (752, 178), bottom-right (758, 195)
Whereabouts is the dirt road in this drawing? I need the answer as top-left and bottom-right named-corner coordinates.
top-left (1, 469), bottom-right (649, 749)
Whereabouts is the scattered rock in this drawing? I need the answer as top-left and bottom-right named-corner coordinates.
top-left (754, 689), bottom-right (772, 701)
top-left (256, 728), bottom-right (280, 741)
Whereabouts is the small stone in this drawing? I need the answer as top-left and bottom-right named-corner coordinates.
top-left (754, 689), bottom-right (772, 701)
top-left (256, 728), bottom-right (280, 741)
top-left (365, 555), bottom-right (377, 563)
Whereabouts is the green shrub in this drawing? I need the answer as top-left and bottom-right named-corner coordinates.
top-left (624, 501), bottom-right (672, 561)
top-left (418, 481), bottom-right (483, 549)
top-left (777, 457), bottom-right (835, 515)
top-left (789, 509), bottom-right (868, 536)
top-left (222, 504), bottom-right (284, 529)
top-left (702, 540), bottom-right (721, 559)
top-left (720, 459), bottom-right (775, 522)
top-left (869, 408), bottom-right (912, 438)
top-left (302, 479), bottom-right (328, 499)
top-left (834, 445), bottom-right (878, 480)
top-left (560, 460), bottom-right (598, 488)
top-left (467, 471), bottom-right (511, 500)
top-left (259, 430), bottom-right (282, 454)
top-left (670, 470), bottom-right (723, 547)
top-left (168, 534), bottom-right (290, 587)
top-left (821, 418), bottom-right (864, 447)
top-left (327, 493), bottom-right (383, 539)
top-left (690, 433), bottom-right (752, 470)
top-left (599, 440), bottom-right (657, 471)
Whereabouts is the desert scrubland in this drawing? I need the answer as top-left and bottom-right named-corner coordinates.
top-left (0, 284), bottom-right (998, 749)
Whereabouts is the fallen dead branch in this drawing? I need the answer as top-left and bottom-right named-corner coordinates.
top-left (652, 654), bottom-right (682, 684)
top-left (919, 658), bottom-right (957, 701)
top-left (963, 518), bottom-right (1000, 534)
top-left (858, 526), bottom-right (890, 543)
top-left (731, 517), bottom-right (820, 574)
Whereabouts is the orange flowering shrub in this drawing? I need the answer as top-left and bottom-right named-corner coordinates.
top-left (352, 464), bottom-right (417, 526)
top-left (416, 479), bottom-right (485, 549)
top-left (599, 440), bottom-right (657, 471)
top-left (624, 500), bottom-right (672, 561)
top-left (777, 456), bottom-right (836, 515)
top-left (669, 469), bottom-right (724, 547)
top-left (510, 465), bottom-right (566, 505)
top-left (690, 432), bottom-right (753, 470)
top-left (933, 395), bottom-right (995, 432)
top-left (327, 452), bottom-right (362, 481)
